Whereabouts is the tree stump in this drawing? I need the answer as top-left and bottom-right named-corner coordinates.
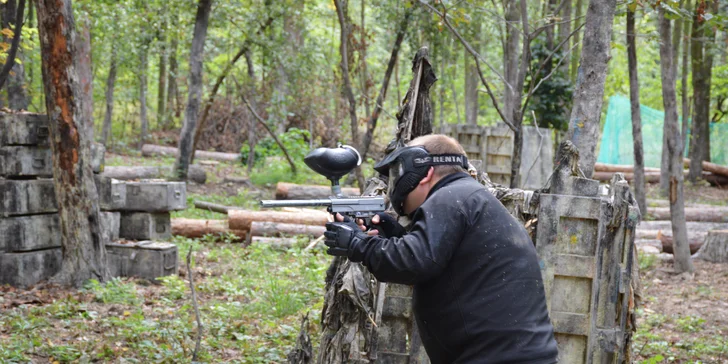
top-left (695, 230), bottom-right (728, 263)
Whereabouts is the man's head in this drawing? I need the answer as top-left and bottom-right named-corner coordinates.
top-left (374, 134), bottom-right (468, 216)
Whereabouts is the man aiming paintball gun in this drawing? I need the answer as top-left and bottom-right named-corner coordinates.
top-left (324, 134), bottom-right (559, 363)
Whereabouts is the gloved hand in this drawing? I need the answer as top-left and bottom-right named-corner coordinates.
top-left (324, 219), bottom-right (369, 258)
top-left (368, 212), bottom-right (406, 238)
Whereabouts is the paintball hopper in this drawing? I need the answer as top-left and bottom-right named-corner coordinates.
top-left (304, 144), bottom-right (361, 196)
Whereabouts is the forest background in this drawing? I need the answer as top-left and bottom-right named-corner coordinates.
top-left (2, 0), bottom-right (725, 185)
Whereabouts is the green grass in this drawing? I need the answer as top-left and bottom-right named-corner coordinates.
top-left (0, 235), bottom-right (330, 363)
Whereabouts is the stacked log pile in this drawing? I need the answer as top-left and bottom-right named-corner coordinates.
top-left (592, 161), bottom-right (728, 186)
top-left (173, 185), bottom-right (337, 245)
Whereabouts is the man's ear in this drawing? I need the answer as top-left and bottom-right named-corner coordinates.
top-left (419, 167), bottom-right (435, 185)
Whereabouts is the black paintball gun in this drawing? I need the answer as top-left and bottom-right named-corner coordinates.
top-left (259, 144), bottom-right (385, 222)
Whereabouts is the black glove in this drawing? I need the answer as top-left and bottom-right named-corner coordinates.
top-left (324, 220), bottom-right (369, 258)
top-left (370, 212), bottom-right (406, 238)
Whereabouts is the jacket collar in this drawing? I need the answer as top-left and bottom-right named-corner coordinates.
top-left (426, 172), bottom-right (471, 199)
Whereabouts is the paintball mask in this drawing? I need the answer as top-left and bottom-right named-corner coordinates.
top-left (373, 146), bottom-right (469, 216)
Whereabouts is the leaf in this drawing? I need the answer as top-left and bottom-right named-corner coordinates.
top-left (703, 13), bottom-right (713, 21)
top-left (0, 28), bottom-right (14, 38)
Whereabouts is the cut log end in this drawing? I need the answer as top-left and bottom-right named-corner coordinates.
top-left (695, 230), bottom-right (728, 263)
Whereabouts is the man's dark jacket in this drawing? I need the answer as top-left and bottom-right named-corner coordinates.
top-left (349, 172), bottom-right (559, 363)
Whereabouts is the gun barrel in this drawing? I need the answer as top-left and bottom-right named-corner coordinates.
top-left (259, 199), bottom-right (332, 208)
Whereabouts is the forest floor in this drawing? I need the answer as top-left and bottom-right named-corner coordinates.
top-left (1, 153), bottom-right (727, 363)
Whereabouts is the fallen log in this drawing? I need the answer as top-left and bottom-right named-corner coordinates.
top-left (636, 229), bottom-right (709, 242)
top-left (171, 218), bottom-right (246, 240)
top-left (684, 158), bottom-right (728, 178)
top-left (703, 172), bottom-right (728, 187)
top-left (276, 182), bottom-right (360, 200)
top-left (693, 230), bottom-right (728, 263)
top-left (102, 165), bottom-right (207, 184)
top-left (637, 221), bottom-right (728, 232)
top-left (228, 210), bottom-right (329, 231)
top-left (657, 231), bottom-right (703, 255)
top-left (646, 207), bottom-right (728, 223)
top-left (194, 201), bottom-right (241, 214)
top-left (592, 171), bottom-right (680, 183)
top-left (250, 221), bottom-right (326, 237)
top-left (223, 176), bottom-right (250, 184)
top-left (594, 163), bottom-right (660, 173)
top-left (142, 144), bottom-right (240, 162)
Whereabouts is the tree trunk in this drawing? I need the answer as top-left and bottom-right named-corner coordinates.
top-left (681, 2), bottom-right (692, 143)
top-left (360, 8), bottom-right (411, 161)
top-left (0, 0), bottom-right (25, 95)
top-left (165, 13), bottom-right (180, 127)
top-left (558, 0), bottom-right (572, 76)
top-left (658, 7), bottom-right (694, 273)
top-left (228, 210), bottom-right (328, 231)
top-left (359, 0), bottom-right (370, 119)
top-left (174, 0), bottom-right (213, 180)
top-left (688, 0), bottom-right (717, 181)
top-left (464, 46), bottom-right (478, 125)
top-left (157, 3), bottom-right (168, 127)
top-left (570, 0), bottom-right (584, 83)
top-left (503, 1), bottom-right (520, 124)
top-left (509, 0), bottom-right (529, 188)
top-left (694, 230), bottom-right (728, 263)
top-left (190, 15), bottom-right (276, 160)
top-left (139, 43), bottom-right (149, 149)
top-left (2, 0), bottom-right (27, 109)
top-left (36, 0), bottom-right (109, 287)
top-left (333, 0), bottom-right (365, 191)
top-left (566, 0), bottom-right (617, 177)
top-left (245, 49), bottom-right (257, 173)
top-left (102, 44), bottom-right (118, 148)
top-left (627, 8), bottom-right (646, 214)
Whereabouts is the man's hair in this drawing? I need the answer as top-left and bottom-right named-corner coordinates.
top-left (408, 134), bottom-right (468, 177)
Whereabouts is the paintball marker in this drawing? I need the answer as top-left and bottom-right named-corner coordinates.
top-left (259, 144), bottom-right (386, 221)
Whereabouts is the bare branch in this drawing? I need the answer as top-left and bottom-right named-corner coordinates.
top-left (417, 0), bottom-right (516, 131)
top-left (418, 0), bottom-right (512, 92)
top-left (234, 78), bottom-right (298, 174)
top-left (521, 22), bottom-right (586, 116)
top-left (187, 247), bottom-right (203, 362)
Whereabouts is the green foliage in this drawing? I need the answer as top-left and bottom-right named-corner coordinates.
top-left (639, 252), bottom-right (658, 271)
top-left (524, 36), bottom-right (573, 131)
top-left (83, 277), bottom-right (141, 305)
top-left (676, 315), bottom-right (706, 333)
top-left (244, 128), bottom-right (329, 186)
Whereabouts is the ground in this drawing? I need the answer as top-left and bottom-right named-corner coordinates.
top-left (1, 153), bottom-right (727, 363)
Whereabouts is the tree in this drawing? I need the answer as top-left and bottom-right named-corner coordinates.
top-left (658, 5), bottom-right (694, 274)
top-left (0, 0), bottom-right (25, 97)
top-left (174, 0), bottom-right (213, 180)
top-left (333, 0), bottom-right (365, 191)
top-left (627, 4), bottom-right (646, 215)
top-left (36, 0), bottom-right (109, 287)
top-left (688, 0), bottom-right (718, 181)
top-left (565, 0), bottom-right (617, 177)
top-left (1, 0), bottom-right (27, 110)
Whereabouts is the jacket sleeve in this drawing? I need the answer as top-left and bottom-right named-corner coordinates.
top-left (349, 200), bottom-right (469, 285)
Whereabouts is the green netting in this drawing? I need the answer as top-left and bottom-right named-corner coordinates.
top-left (598, 95), bottom-right (728, 168)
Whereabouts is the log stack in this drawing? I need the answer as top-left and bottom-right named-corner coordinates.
top-left (593, 162), bottom-right (728, 187)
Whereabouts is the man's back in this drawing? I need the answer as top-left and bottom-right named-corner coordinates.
top-left (410, 173), bottom-right (558, 363)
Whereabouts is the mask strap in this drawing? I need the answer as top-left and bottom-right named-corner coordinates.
top-left (412, 154), bottom-right (469, 168)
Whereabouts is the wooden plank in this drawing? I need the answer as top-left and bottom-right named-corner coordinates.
top-left (551, 311), bottom-right (589, 336)
top-left (554, 254), bottom-right (595, 278)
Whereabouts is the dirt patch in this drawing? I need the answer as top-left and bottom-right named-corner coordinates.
top-left (633, 259), bottom-right (728, 361)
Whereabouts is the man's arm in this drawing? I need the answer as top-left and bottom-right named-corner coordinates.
top-left (349, 204), bottom-right (469, 285)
